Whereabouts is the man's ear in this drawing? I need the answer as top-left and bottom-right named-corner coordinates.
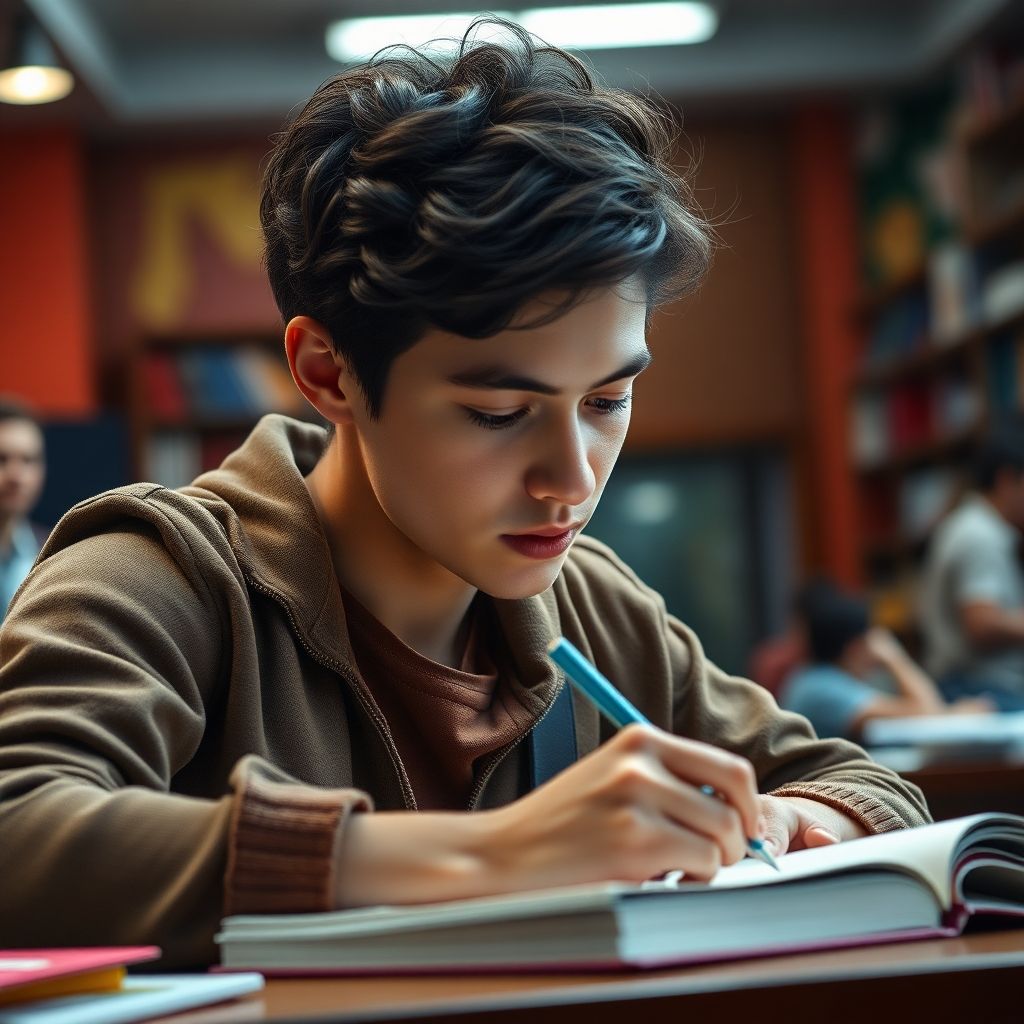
top-left (284, 316), bottom-right (359, 425)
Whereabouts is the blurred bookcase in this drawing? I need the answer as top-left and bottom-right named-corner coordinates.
top-left (850, 54), bottom-right (1024, 634)
top-left (132, 329), bottom-right (316, 488)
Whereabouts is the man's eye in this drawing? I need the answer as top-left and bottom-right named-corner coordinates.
top-left (464, 408), bottom-right (528, 430)
top-left (589, 395), bottom-right (631, 414)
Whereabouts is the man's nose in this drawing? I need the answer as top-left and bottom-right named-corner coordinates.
top-left (524, 418), bottom-right (596, 507)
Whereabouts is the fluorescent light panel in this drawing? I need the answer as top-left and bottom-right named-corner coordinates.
top-left (326, 3), bottom-right (718, 63)
top-left (0, 66), bottom-right (73, 104)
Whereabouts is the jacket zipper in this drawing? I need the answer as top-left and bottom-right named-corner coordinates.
top-left (465, 674), bottom-right (566, 811)
top-left (244, 573), bottom-right (418, 811)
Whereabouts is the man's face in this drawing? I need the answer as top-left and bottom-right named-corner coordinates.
top-left (0, 419), bottom-right (45, 521)
top-left (344, 285), bottom-right (649, 599)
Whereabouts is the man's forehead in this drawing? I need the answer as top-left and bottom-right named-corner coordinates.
top-left (0, 420), bottom-right (44, 450)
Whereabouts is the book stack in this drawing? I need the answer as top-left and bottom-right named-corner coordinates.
top-left (0, 948), bottom-right (262, 1024)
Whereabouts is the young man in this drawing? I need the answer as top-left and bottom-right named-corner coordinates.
top-left (0, 398), bottom-right (47, 619)
top-left (0, 21), bottom-right (928, 967)
top-left (921, 422), bottom-right (1024, 710)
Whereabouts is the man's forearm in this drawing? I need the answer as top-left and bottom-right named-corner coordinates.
top-left (885, 655), bottom-right (945, 711)
top-left (961, 602), bottom-right (1024, 650)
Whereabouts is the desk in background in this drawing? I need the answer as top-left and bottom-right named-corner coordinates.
top-left (153, 928), bottom-right (1024, 1024)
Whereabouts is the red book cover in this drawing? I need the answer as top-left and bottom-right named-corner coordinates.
top-left (886, 383), bottom-right (933, 451)
top-left (0, 948), bottom-right (160, 992)
top-left (144, 352), bottom-right (188, 422)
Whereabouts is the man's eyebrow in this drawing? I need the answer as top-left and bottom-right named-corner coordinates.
top-left (446, 350), bottom-right (653, 395)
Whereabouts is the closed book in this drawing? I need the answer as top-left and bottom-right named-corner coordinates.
top-left (218, 813), bottom-right (1024, 975)
top-left (0, 974), bottom-right (264, 1024)
top-left (196, 350), bottom-right (252, 419)
top-left (142, 353), bottom-right (187, 422)
top-left (0, 950), bottom-right (158, 1003)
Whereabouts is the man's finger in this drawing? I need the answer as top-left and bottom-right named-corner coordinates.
top-left (802, 824), bottom-right (840, 848)
top-left (758, 805), bottom-right (791, 857)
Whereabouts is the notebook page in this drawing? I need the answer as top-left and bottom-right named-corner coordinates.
top-left (657, 815), bottom-right (991, 909)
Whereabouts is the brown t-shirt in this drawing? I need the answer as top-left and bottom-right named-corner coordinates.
top-left (342, 591), bottom-right (535, 810)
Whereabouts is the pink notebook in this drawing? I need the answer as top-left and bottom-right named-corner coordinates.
top-left (0, 949), bottom-right (160, 993)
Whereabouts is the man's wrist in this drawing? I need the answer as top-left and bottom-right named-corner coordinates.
top-left (334, 809), bottom-right (503, 909)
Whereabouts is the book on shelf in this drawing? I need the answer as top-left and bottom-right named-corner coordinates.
top-left (927, 242), bottom-right (979, 343)
top-left (218, 813), bottom-right (1024, 975)
top-left (142, 353), bottom-right (188, 421)
top-left (143, 345), bottom-right (306, 425)
top-left (886, 382), bottom-right (933, 451)
top-left (144, 431), bottom-right (202, 490)
top-left (932, 373), bottom-right (980, 436)
top-left (898, 466), bottom-right (959, 540)
top-left (864, 292), bottom-right (929, 367)
top-left (851, 393), bottom-right (889, 467)
top-left (986, 333), bottom-right (1021, 414)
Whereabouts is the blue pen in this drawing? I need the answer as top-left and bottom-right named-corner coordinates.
top-left (546, 636), bottom-right (779, 871)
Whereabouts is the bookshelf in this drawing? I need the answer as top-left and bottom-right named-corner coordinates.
top-left (851, 69), bottom-right (1024, 633)
top-left (132, 329), bottom-right (317, 488)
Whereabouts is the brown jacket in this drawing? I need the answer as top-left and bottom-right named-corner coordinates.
top-left (0, 416), bottom-right (929, 966)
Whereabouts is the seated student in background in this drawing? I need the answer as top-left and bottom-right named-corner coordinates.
top-left (921, 422), bottom-right (1024, 711)
top-left (780, 581), bottom-right (993, 742)
top-left (0, 398), bottom-right (47, 620)
top-left (0, 19), bottom-right (929, 968)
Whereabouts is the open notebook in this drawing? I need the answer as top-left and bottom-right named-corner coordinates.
top-left (217, 812), bottom-right (1024, 973)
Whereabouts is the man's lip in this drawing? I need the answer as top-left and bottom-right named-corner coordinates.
top-left (503, 524), bottom-right (583, 538)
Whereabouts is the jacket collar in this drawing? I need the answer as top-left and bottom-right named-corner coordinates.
top-left (185, 415), bottom-right (562, 714)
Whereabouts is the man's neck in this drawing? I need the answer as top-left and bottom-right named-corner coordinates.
top-left (305, 433), bottom-right (478, 668)
top-left (977, 489), bottom-right (1019, 532)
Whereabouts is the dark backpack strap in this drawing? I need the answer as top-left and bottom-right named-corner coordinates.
top-left (529, 679), bottom-right (577, 789)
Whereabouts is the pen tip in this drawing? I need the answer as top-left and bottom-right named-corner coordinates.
top-left (748, 839), bottom-right (780, 871)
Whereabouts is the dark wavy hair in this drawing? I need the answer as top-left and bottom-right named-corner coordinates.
top-left (972, 417), bottom-right (1024, 491)
top-left (260, 17), bottom-right (713, 417)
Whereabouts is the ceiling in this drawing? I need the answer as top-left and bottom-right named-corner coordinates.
top-left (2, 0), bottom-right (1020, 134)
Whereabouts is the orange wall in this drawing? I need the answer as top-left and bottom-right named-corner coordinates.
top-left (791, 108), bottom-right (861, 585)
top-left (0, 130), bottom-right (94, 415)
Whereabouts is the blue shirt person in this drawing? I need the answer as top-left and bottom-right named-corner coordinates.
top-left (779, 580), bottom-right (992, 742)
top-left (0, 399), bottom-right (47, 619)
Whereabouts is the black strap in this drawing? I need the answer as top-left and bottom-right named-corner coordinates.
top-left (529, 678), bottom-right (577, 789)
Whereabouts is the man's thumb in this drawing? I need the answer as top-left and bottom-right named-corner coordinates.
top-left (803, 824), bottom-right (840, 847)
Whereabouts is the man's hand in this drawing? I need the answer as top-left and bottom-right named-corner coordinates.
top-left (337, 725), bottom-right (763, 907)
top-left (758, 794), bottom-right (869, 858)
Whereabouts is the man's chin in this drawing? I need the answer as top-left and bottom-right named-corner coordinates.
top-left (474, 563), bottom-right (564, 601)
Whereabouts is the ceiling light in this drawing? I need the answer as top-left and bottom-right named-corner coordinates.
top-left (326, 3), bottom-right (718, 63)
top-left (520, 3), bottom-right (718, 49)
top-left (0, 12), bottom-right (74, 105)
top-left (327, 12), bottom-right (517, 64)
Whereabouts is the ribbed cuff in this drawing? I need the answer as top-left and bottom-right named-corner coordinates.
top-left (224, 762), bottom-right (374, 916)
top-left (768, 781), bottom-right (907, 834)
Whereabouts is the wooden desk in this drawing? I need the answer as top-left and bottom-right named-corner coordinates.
top-left (158, 928), bottom-right (1024, 1024)
top-left (903, 758), bottom-right (1024, 820)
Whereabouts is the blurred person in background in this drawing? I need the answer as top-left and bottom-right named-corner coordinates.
top-left (780, 580), bottom-right (993, 742)
top-left (921, 421), bottom-right (1024, 711)
top-left (0, 398), bottom-right (47, 619)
